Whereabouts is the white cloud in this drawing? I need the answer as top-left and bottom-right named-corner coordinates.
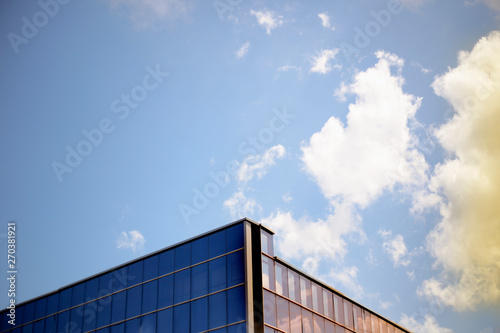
top-left (417, 31), bottom-right (500, 311)
top-left (379, 300), bottom-right (393, 310)
top-left (379, 230), bottom-right (410, 267)
top-left (237, 145), bottom-right (286, 183)
top-left (400, 314), bottom-right (452, 333)
top-left (477, 0), bottom-right (500, 13)
top-left (318, 12), bottom-right (335, 30)
top-left (329, 266), bottom-right (364, 299)
top-left (411, 61), bottom-right (431, 74)
top-left (250, 9), bottom-right (283, 34)
top-left (223, 190), bottom-right (261, 219)
top-left (108, 0), bottom-right (191, 28)
top-left (303, 51), bottom-right (428, 208)
top-left (276, 65), bottom-right (303, 80)
top-left (235, 41), bottom-right (250, 59)
top-left (282, 192), bottom-right (293, 203)
top-left (117, 230), bottom-right (145, 252)
top-left (309, 49), bottom-right (340, 74)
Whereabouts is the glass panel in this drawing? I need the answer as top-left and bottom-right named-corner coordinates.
top-left (99, 272), bottom-right (113, 298)
top-left (228, 285), bottom-right (246, 324)
top-left (209, 256), bottom-right (226, 293)
top-left (212, 328), bottom-right (228, 333)
top-left (371, 315), bottom-right (380, 333)
top-left (344, 300), bottom-right (353, 329)
top-left (157, 308), bottom-right (173, 331)
top-left (227, 250), bottom-right (245, 287)
top-left (353, 305), bottom-right (363, 332)
top-left (126, 285), bottom-right (142, 319)
top-left (191, 262), bottom-right (209, 298)
top-left (227, 323), bottom-right (246, 333)
top-left (275, 263), bottom-right (288, 297)
top-left (125, 317), bottom-right (140, 332)
top-left (142, 313), bottom-right (157, 333)
top-left (82, 301), bottom-right (97, 332)
top-left (111, 322), bottom-right (124, 333)
top-left (72, 283), bottom-right (85, 306)
top-left (364, 310), bottom-right (372, 333)
top-left (34, 298), bottom-right (46, 320)
top-left (300, 277), bottom-right (312, 309)
top-left (226, 223), bottom-right (244, 252)
top-left (21, 323), bottom-right (32, 333)
top-left (16, 305), bottom-right (24, 326)
top-left (23, 302), bottom-right (34, 323)
top-left (111, 291), bottom-right (126, 324)
top-left (159, 250), bottom-right (174, 275)
top-left (191, 297), bottom-right (208, 332)
top-left (262, 255), bottom-right (275, 291)
top-left (335, 324), bottom-right (346, 333)
top-left (96, 295), bottom-right (112, 328)
top-left (323, 289), bottom-right (333, 320)
top-left (209, 230), bottom-right (226, 258)
top-left (173, 303), bottom-right (190, 333)
top-left (312, 283), bottom-right (323, 314)
top-left (158, 275), bottom-right (174, 308)
top-left (333, 295), bottom-right (344, 325)
top-left (57, 310), bottom-right (70, 333)
top-left (302, 309), bottom-right (313, 333)
top-left (85, 277), bottom-right (100, 301)
top-left (276, 296), bottom-right (290, 332)
top-left (325, 320), bottom-right (335, 333)
top-left (96, 327), bottom-right (110, 333)
top-left (45, 315), bottom-right (57, 333)
top-left (70, 306), bottom-right (83, 332)
top-left (174, 269), bottom-right (191, 303)
top-left (192, 236), bottom-right (209, 265)
top-left (33, 319), bottom-right (44, 332)
top-left (112, 267), bottom-right (128, 292)
top-left (388, 323), bottom-right (396, 333)
top-left (175, 243), bottom-right (191, 271)
top-left (288, 270), bottom-right (300, 303)
top-left (380, 319), bottom-right (387, 333)
top-left (143, 254), bottom-right (159, 281)
top-left (290, 303), bottom-right (302, 333)
top-left (263, 290), bottom-right (277, 327)
top-left (142, 279), bottom-right (158, 314)
top-left (127, 261), bottom-right (143, 287)
top-left (46, 293), bottom-right (59, 316)
top-left (59, 288), bottom-right (72, 311)
top-left (209, 291), bottom-right (227, 329)
top-left (313, 314), bottom-right (325, 333)
top-left (261, 230), bottom-right (274, 256)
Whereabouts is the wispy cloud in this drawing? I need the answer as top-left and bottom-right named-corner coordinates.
top-left (117, 230), bottom-right (145, 252)
top-left (237, 145), bottom-right (286, 183)
top-left (223, 190), bottom-right (261, 219)
top-left (329, 266), bottom-right (364, 299)
top-left (309, 49), bottom-right (340, 74)
top-left (379, 229), bottom-right (410, 267)
top-left (250, 9), bottom-right (284, 34)
top-left (411, 61), bottom-right (431, 74)
top-left (318, 12), bottom-right (335, 30)
top-left (400, 314), bottom-right (452, 333)
top-left (276, 65), bottom-right (303, 80)
top-left (235, 41), bottom-right (250, 59)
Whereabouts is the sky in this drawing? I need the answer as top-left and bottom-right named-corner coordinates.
top-left (0, 0), bottom-right (499, 332)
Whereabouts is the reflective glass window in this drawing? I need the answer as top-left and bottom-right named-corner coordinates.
top-left (127, 261), bottom-right (143, 287)
top-left (380, 319), bottom-right (387, 333)
top-left (174, 243), bottom-right (191, 270)
top-left (275, 263), bottom-right (288, 297)
top-left (314, 314), bottom-right (325, 333)
top-left (228, 323), bottom-right (246, 333)
top-left (125, 318), bottom-right (140, 332)
top-left (111, 291), bottom-right (126, 324)
top-left (99, 272), bottom-right (113, 298)
top-left (112, 267), bottom-right (128, 293)
top-left (34, 298), bottom-right (46, 320)
top-left (364, 310), bottom-right (372, 333)
top-left (96, 295), bottom-right (112, 328)
top-left (0, 310), bottom-right (9, 331)
top-left (70, 306), bottom-right (83, 332)
top-left (46, 293), bottom-right (59, 316)
top-left (71, 283), bottom-right (85, 306)
top-left (353, 305), bottom-right (363, 332)
top-left (126, 285), bottom-right (142, 319)
top-left (290, 303), bottom-right (302, 333)
top-left (15, 305), bottom-right (23, 326)
top-left (262, 255), bottom-right (275, 291)
top-left (226, 223), bottom-right (244, 252)
top-left (82, 301), bottom-right (97, 332)
top-left (333, 295), bottom-right (344, 325)
top-left (21, 323), bottom-right (32, 333)
top-left (159, 250), bottom-right (174, 276)
top-left (191, 262), bottom-right (209, 298)
top-left (142, 279), bottom-right (158, 314)
top-left (59, 288), bottom-right (72, 311)
top-left (191, 297), bottom-right (208, 332)
top-left (302, 309), bottom-right (313, 333)
top-left (212, 328), bottom-right (227, 333)
top-left (142, 313), bottom-right (156, 333)
top-left (192, 236), bottom-right (209, 265)
top-left (209, 291), bottom-right (227, 329)
top-left (209, 256), bottom-right (226, 293)
top-left (173, 303), bottom-right (190, 333)
top-left (44, 315), bottom-right (57, 333)
top-left (96, 327), bottom-right (110, 333)
top-left (227, 250), bottom-right (245, 287)
top-left (335, 325), bottom-right (346, 333)
top-left (158, 275), bottom-right (174, 308)
top-left (276, 297), bottom-right (290, 332)
top-left (325, 320), bottom-right (335, 333)
top-left (228, 286), bottom-right (246, 324)
top-left (344, 300), bottom-right (353, 329)
top-left (157, 308), bottom-right (173, 331)
top-left (388, 323), bottom-right (395, 333)
top-left (371, 315), bottom-right (380, 333)
top-left (23, 302), bottom-right (34, 324)
top-left (174, 269), bottom-right (191, 304)
top-left (12, 327), bottom-right (22, 333)
top-left (323, 289), bottom-right (333, 320)
top-left (263, 290), bottom-right (277, 327)
top-left (85, 278), bottom-right (100, 301)
top-left (209, 230), bottom-right (226, 258)
top-left (111, 323), bottom-right (124, 333)
top-left (143, 254), bottom-right (159, 281)
top-left (33, 319), bottom-right (44, 332)
top-left (300, 277), bottom-right (312, 309)
top-left (261, 230), bottom-right (274, 256)
top-left (288, 270), bottom-right (301, 303)
top-left (57, 310), bottom-right (70, 333)
top-left (312, 283), bottom-right (323, 314)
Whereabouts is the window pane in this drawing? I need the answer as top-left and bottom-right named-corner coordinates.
top-left (261, 230), bottom-right (274, 256)
top-left (227, 322), bottom-right (246, 333)
top-left (99, 272), bottom-right (113, 298)
top-left (388, 323), bottom-right (396, 333)
top-left (312, 283), bottom-right (323, 314)
top-left (82, 301), bottom-right (97, 332)
top-left (111, 291), bottom-right (126, 324)
top-left (262, 255), bottom-right (275, 291)
top-left (57, 310), bottom-right (70, 333)
top-left (142, 313), bottom-right (156, 333)
top-left (96, 296), bottom-right (112, 328)
top-left (290, 303), bottom-right (302, 333)
top-left (21, 323), bottom-right (32, 333)
top-left (85, 278), bottom-right (100, 301)
top-left (275, 263), bottom-right (288, 298)
top-left (127, 261), bottom-right (143, 287)
top-left (263, 290), bottom-right (277, 327)
top-left (158, 275), bottom-right (174, 308)
top-left (175, 243), bottom-right (191, 270)
top-left (159, 250), bottom-right (174, 275)
top-left (333, 295), bottom-right (344, 325)
top-left (112, 267), bottom-right (128, 293)
top-left (72, 283), bottom-right (85, 306)
top-left (142, 280), bottom-right (158, 314)
top-left (380, 319), bottom-right (387, 333)
top-left (353, 305), bottom-right (363, 332)
top-left (45, 315), bottom-right (57, 333)
top-left (325, 320), bottom-right (335, 333)
top-left (125, 317), bottom-right (140, 332)
top-left (191, 297), bottom-right (208, 332)
top-left (34, 298), bottom-right (46, 320)
top-left (23, 302), bottom-right (34, 323)
top-left (371, 315), bottom-right (380, 333)
top-left (173, 303), bottom-right (190, 333)
top-left (209, 291), bottom-right (227, 329)
top-left (302, 309), bottom-right (313, 333)
top-left (314, 314), bottom-right (325, 333)
top-left (228, 286), bottom-right (246, 324)
top-left (191, 262), bottom-right (209, 298)
top-left (364, 310), bottom-right (372, 333)
top-left (300, 277), bottom-right (312, 309)
top-left (70, 306), bottom-right (83, 333)
top-left (174, 269), bottom-right (191, 303)
top-left (34, 319), bottom-right (44, 332)
top-left (209, 230), bottom-right (226, 258)
top-left (96, 327), bottom-right (110, 333)
top-left (209, 256), bottom-right (226, 293)
top-left (344, 300), bottom-right (353, 329)
top-left (59, 288), bottom-right (72, 311)
top-left (157, 308), bottom-right (173, 331)
top-left (276, 296), bottom-right (290, 332)
top-left (288, 270), bottom-right (300, 303)
top-left (126, 285), bottom-right (142, 319)
top-left (323, 289), bottom-right (333, 320)
top-left (335, 324), bottom-right (346, 333)
top-left (111, 322), bottom-right (124, 333)
top-left (16, 305), bottom-right (24, 326)
top-left (227, 250), bottom-right (245, 287)
top-left (226, 223), bottom-right (244, 252)
top-left (143, 254), bottom-right (159, 281)
top-left (47, 294), bottom-right (59, 316)
top-left (192, 236), bottom-right (209, 265)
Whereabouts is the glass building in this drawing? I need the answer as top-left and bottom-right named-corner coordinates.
top-left (0, 218), bottom-right (410, 333)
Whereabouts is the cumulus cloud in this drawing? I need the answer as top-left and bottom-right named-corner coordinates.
top-left (477, 0), bottom-right (500, 13)
top-left (379, 230), bottom-right (410, 267)
top-left (235, 41), bottom-right (250, 59)
top-left (237, 145), bottom-right (286, 183)
top-left (310, 49), bottom-right (340, 74)
top-left (318, 12), bottom-right (335, 30)
top-left (417, 31), bottom-right (500, 311)
top-left (250, 9), bottom-right (283, 34)
top-left (223, 190), bottom-right (261, 219)
top-left (108, 0), bottom-right (191, 28)
top-left (400, 314), bottom-right (452, 333)
top-left (329, 265), bottom-right (364, 299)
top-left (117, 230), bottom-right (145, 252)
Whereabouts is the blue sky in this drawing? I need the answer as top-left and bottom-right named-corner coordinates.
top-left (1, 0), bottom-right (500, 332)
